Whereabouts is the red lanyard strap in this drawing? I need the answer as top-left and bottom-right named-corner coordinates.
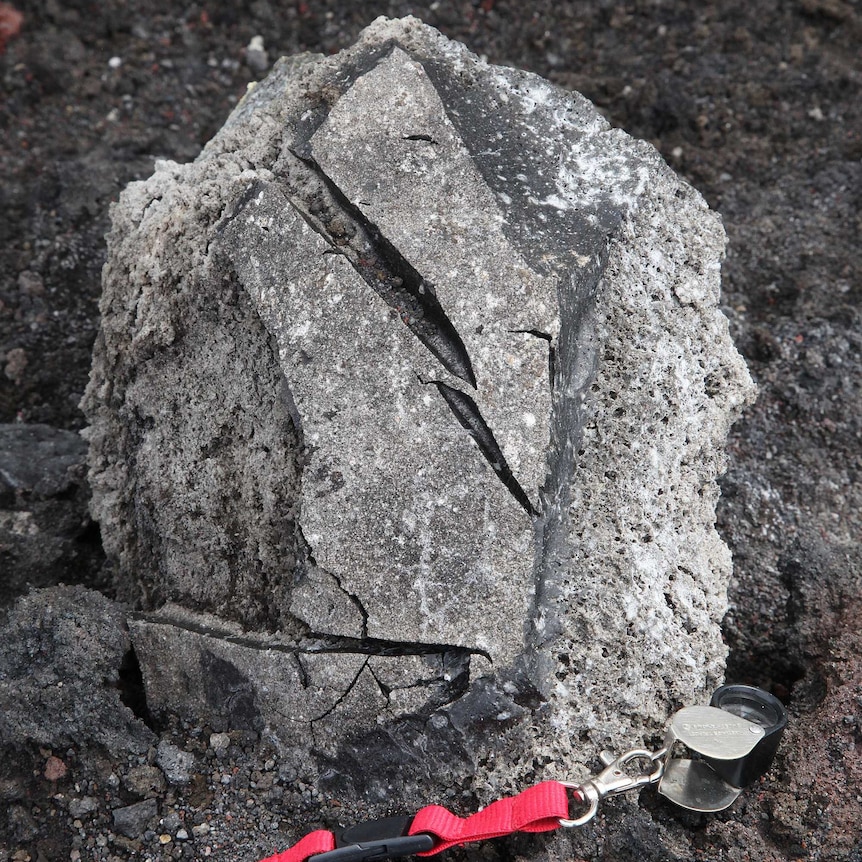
top-left (260, 829), bottom-right (336, 862)
top-left (408, 780), bottom-right (572, 854)
top-left (258, 780), bottom-right (575, 862)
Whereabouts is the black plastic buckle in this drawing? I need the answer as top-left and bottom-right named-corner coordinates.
top-left (309, 815), bottom-right (435, 862)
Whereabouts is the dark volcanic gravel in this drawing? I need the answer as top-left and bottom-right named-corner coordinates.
top-left (1, 1), bottom-right (860, 861)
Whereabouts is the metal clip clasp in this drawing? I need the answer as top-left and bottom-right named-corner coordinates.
top-left (559, 748), bottom-right (665, 827)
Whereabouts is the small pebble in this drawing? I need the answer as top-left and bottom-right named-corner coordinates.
top-left (176, 828), bottom-right (189, 841)
top-left (68, 796), bottom-right (98, 818)
top-left (156, 740), bottom-right (195, 786)
top-left (161, 811), bottom-right (182, 833)
top-left (209, 732), bottom-right (230, 751)
top-left (113, 799), bottom-right (158, 839)
top-left (246, 35), bottom-right (269, 74)
top-left (125, 764), bottom-right (166, 798)
top-left (159, 833), bottom-right (172, 845)
top-left (44, 756), bottom-right (67, 781)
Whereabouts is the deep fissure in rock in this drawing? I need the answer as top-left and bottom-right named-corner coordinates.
top-left (430, 379), bottom-right (536, 516)
top-left (133, 612), bottom-right (485, 661)
top-left (117, 645), bottom-right (159, 732)
top-left (279, 148), bottom-right (477, 388)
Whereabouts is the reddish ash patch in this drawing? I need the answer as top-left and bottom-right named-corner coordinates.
top-left (0, 2), bottom-right (23, 52)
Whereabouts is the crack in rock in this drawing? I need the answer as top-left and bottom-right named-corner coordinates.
top-left (305, 657), bottom-right (369, 723)
top-left (130, 609), bottom-right (482, 659)
top-left (280, 148), bottom-right (477, 388)
top-left (289, 565), bottom-right (367, 640)
top-left (429, 379), bottom-right (536, 516)
top-left (509, 329), bottom-right (555, 390)
top-left (326, 567), bottom-right (370, 640)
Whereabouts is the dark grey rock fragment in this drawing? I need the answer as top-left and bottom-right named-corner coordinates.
top-left (0, 423), bottom-right (105, 607)
top-left (112, 798), bottom-right (158, 839)
top-left (0, 586), bottom-right (154, 754)
top-left (0, 423), bottom-right (84, 498)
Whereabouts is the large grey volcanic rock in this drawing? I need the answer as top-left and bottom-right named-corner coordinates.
top-left (82, 16), bottom-right (754, 807)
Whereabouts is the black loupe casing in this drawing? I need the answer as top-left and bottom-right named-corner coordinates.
top-left (707, 684), bottom-right (787, 788)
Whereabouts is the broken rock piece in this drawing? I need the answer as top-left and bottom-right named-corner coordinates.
top-left (0, 423), bottom-right (105, 607)
top-left (82, 16), bottom-right (754, 803)
top-left (0, 586), bottom-right (154, 755)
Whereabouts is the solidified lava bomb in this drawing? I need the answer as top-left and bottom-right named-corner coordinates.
top-left (82, 16), bottom-right (754, 812)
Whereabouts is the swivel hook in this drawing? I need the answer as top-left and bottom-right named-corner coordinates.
top-left (559, 748), bottom-right (665, 827)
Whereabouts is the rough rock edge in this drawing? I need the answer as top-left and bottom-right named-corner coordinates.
top-left (526, 168), bottom-right (756, 772)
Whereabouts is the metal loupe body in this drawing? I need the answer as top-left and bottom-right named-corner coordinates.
top-left (657, 684), bottom-right (787, 813)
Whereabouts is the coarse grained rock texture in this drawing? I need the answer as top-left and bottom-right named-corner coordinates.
top-left (82, 16), bottom-right (754, 806)
top-left (0, 423), bottom-right (106, 607)
top-left (0, 586), bottom-right (154, 755)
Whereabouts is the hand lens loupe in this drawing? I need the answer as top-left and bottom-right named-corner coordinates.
top-left (657, 684), bottom-right (787, 812)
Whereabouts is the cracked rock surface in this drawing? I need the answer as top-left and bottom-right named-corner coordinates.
top-left (82, 16), bottom-right (753, 807)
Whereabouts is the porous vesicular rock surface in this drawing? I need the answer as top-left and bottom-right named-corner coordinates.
top-left (82, 16), bottom-right (754, 808)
